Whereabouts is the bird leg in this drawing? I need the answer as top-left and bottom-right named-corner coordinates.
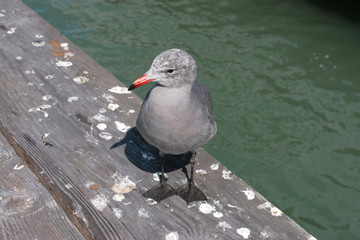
top-left (176, 152), bottom-right (207, 204)
top-left (143, 153), bottom-right (176, 202)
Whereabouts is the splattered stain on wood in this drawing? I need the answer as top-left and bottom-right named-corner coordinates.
top-left (49, 40), bottom-right (69, 57)
top-left (0, 0), bottom-right (317, 240)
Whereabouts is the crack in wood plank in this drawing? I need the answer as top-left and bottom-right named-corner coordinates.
top-left (0, 98), bottom-right (125, 240)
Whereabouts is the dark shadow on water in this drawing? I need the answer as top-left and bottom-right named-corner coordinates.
top-left (305, 0), bottom-right (360, 24)
top-left (110, 127), bottom-right (192, 173)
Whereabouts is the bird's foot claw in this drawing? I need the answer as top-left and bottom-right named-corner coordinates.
top-left (143, 182), bottom-right (176, 202)
top-left (176, 183), bottom-right (207, 204)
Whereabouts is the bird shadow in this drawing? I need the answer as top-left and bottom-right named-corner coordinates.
top-left (110, 127), bottom-right (192, 174)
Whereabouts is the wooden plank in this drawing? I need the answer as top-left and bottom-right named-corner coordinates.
top-left (0, 132), bottom-right (85, 240)
top-left (0, 0), bottom-right (317, 239)
top-left (0, 99), bottom-right (129, 240)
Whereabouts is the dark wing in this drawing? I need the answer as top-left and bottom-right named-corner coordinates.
top-left (191, 81), bottom-right (214, 121)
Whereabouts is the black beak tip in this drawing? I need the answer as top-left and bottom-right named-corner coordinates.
top-left (128, 84), bottom-right (135, 91)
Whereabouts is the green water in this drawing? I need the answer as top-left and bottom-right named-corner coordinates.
top-left (22, 0), bottom-right (360, 239)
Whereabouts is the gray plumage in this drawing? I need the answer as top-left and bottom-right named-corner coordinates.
top-left (135, 49), bottom-right (217, 155)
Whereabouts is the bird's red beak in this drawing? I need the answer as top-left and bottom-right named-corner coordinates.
top-left (128, 74), bottom-right (154, 91)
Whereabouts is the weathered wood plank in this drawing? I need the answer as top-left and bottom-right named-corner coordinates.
top-left (0, 101), bottom-right (128, 240)
top-left (0, 0), bottom-right (317, 239)
top-left (0, 132), bottom-right (85, 240)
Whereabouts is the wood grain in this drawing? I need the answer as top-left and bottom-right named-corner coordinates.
top-left (0, 132), bottom-right (85, 240)
top-left (0, 0), bottom-right (317, 239)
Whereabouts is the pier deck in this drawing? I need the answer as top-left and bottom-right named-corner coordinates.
top-left (0, 1), bottom-right (315, 239)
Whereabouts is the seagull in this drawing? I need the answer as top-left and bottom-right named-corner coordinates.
top-left (128, 49), bottom-right (217, 204)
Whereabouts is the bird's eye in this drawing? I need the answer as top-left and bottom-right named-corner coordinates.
top-left (167, 69), bottom-right (175, 73)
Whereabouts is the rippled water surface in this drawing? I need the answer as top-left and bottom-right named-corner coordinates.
top-left (23, 0), bottom-right (360, 239)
